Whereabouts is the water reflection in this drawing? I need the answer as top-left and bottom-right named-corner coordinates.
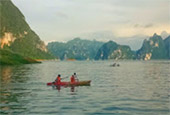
top-left (52, 86), bottom-right (76, 92)
top-left (70, 86), bottom-right (75, 92)
top-left (143, 62), bottom-right (169, 100)
top-left (0, 65), bottom-right (32, 114)
top-left (0, 66), bottom-right (13, 84)
top-left (0, 65), bottom-right (31, 84)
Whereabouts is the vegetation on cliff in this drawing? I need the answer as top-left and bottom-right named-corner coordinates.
top-left (95, 41), bottom-right (135, 60)
top-left (47, 38), bottom-right (104, 60)
top-left (0, 49), bottom-right (40, 65)
top-left (136, 34), bottom-right (168, 60)
top-left (0, 0), bottom-right (54, 65)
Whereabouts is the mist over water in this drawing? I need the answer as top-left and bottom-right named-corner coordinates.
top-left (0, 60), bottom-right (170, 115)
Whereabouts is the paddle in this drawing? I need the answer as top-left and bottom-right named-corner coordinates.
top-left (53, 76), bottom-right (68, 82)
top-left (74, 75), bottom-right (79, 81)
top-left (75, 77), bottom-right (79, 82)
top-left (61, 76), bottom-right (69, 80)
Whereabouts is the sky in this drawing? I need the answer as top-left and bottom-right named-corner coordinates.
top-left (12, 0), bottom-right (170, 50)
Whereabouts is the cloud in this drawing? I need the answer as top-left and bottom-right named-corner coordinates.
top-left (144, 24), bottom-right (154, 28)
top-left (134, 24), bottom-right (154, 28)
top-left (56, 12), bottom-right (68, 19)
top-left (11, 0), bottom-right (170, 43)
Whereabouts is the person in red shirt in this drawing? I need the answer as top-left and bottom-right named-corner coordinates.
top-left (55, 74), bottom-right (61, 84)
top-left (70, 75), bottom-right (75, 83)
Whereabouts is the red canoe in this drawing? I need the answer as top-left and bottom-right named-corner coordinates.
top-left (47, 80), bottom-right (91, 86)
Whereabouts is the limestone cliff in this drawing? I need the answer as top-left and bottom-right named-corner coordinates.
top-left (136, 34), bottom-right (167, 60)
top-left (0, 0), bottom-right (52, 59)
top-left (95, 41), bottom-right (135, 60)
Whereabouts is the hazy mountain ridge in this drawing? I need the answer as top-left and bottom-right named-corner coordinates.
top-left (48, 34), bottom-right (170, 60)
top-left (47, 38), bottom-right (104, 60)
top-left (0, 0), bottom-right (53, 64)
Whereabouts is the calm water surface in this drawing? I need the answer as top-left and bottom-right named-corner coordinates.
top-left (0, 60), bottom-right (170, 115)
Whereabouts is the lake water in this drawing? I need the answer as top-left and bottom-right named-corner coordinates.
top-left (0, 60), bottom-right (170, 115)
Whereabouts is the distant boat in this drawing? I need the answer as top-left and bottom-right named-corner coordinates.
top-left (110, 63), bottom-right (120, 67)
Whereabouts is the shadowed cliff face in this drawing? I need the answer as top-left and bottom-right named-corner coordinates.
top-left (0, 0), bottom-right (52, 59)
top-left (164, 36), bottom-right (170, 59)
top-left (95, 41), bottom-right (135, 60)
top-left (136, 34), bottom-right (167, 60)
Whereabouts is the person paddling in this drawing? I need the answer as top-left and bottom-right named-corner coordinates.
top-left (70, 73), bottom-right (79, 83)
top-left (70, 75), bottom-right (75, 83)
top-left (55, 74), bottom-right (61, 84)
top-left (73, 73), bottom-right (79, 81)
